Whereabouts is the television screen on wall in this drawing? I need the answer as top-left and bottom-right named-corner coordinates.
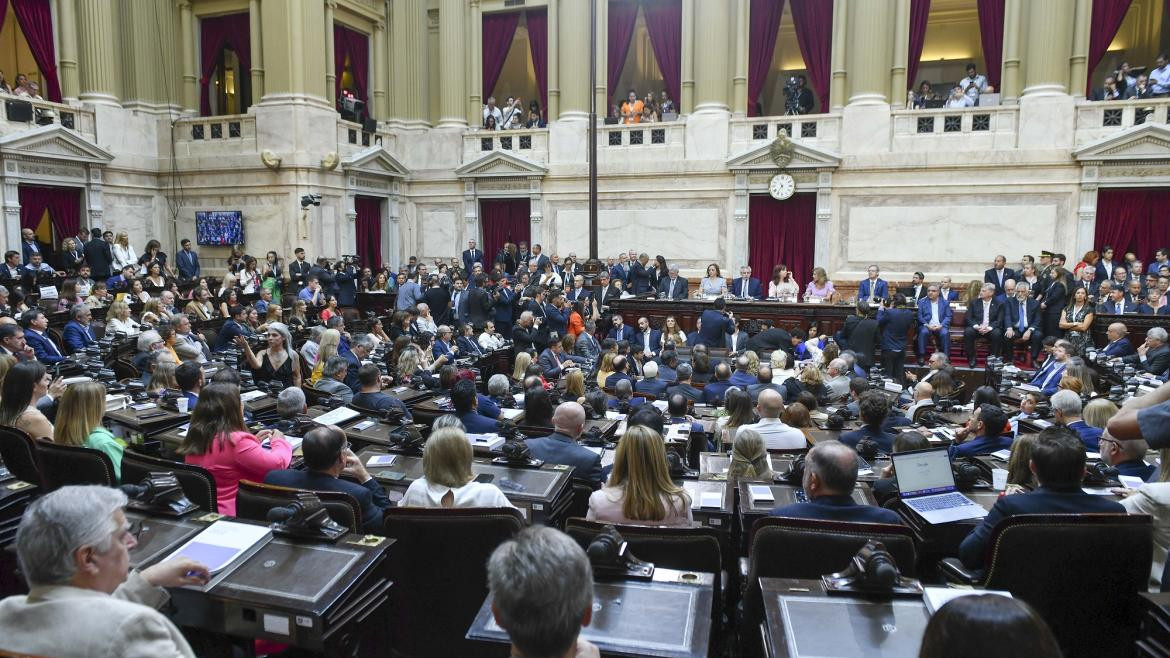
top-left (195, 211), bottom-right (244, 246)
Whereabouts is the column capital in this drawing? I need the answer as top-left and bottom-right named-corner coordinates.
top-left (174, 0), bottom-right (191, 9)
top-left (375, 19), bottom-right (386, 32)
top-left (325, 0), bottom-right (339, 10)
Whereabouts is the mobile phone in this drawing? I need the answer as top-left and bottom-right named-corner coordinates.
top-left (474, 473), bottom-right (495, 484)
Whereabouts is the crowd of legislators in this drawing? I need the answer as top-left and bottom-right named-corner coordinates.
top-left (6, 225), bottom-right (1170, 656)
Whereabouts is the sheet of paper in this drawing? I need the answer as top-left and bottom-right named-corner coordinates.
top-left (313, 406), bottom-right (362, 426)
top-left (923, 587), bottom-right (1011, 615)
top-left (498, 408), bottom-right (525, 420)
top-left (240, 390), bottom-right (267, 402)
top-left (699, 490), bottom-right (723, 508)
top-left (749, 485), bottom-right (775, 503)
top-left (990, 449), bottom-right (1012, 461)
top-left (1119, 475), bottom-right (1145, 490)
top-left (367, 454), bottom-right (397, 466)
top-left (1082, 487), bottom-right (1115, 495)
top-left (166, 520), bottom-right (270, 574)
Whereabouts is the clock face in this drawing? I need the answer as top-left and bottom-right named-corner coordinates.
top-left (769, 173), bottom-right (795, 200)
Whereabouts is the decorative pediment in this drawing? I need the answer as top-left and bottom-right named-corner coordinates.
top-left (726, 139), bottom-right (841, 171)
top-left (454, 150), bottom-right (547, 178)
top-left (0, 124), bottom-right (113, 165)
top-left (1074, 124), bottom-right (1170, 164)
top-left (342, 145), bottom-right (409, 178)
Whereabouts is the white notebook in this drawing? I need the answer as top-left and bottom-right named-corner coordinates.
top-left (166, 520), bottom-right (271, 576)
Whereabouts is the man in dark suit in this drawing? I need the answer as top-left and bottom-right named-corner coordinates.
top-left (516, 242), bottom-right (532, 271)
top-left (462, 239), bottom-right (484, 274)
top-left (1098, 286), bottom-right (1137, 316)
top-left (288, 248), bottom-right (312, 291)
top-left (608, 255), bottom-right (627, 285)
top-left (1123, 327), bottom-right (1170, 377)
top-left (214, 305), bottom-right (252, 352)
top-left (566, 275), bottom-right (592, 304)
top-left (351, 365), bottom-right (413, 420)
top-left (730, 265), bottom-right (763, 299)
top-left (525, 402), bottom-right (603, 485)
top-left (667, 364), bottom-right (704, 402)
top-left (701, 362), bottom-right (733, 404)
top-left (747, 321), bottom-right (794, 357)
top-left (877, 294), bottom-right (916, 383)
top-left (538, 340), bottom-right (587, 379)
top-left (492, 277), bottom-right (516, 339)
top-left (453, 379), bottom-right (501, 433)
top-left (857, 265), bottom-right (888, 303)
top-left (1003, 283), bottom-right (1043, 360)
top-left (1101, 322), bottom-right (1136, 359)
top-left (334, 261), bottom-right (358, 307)
top-left (83, 228), bottom-right (114, 280)
top-left (607, 314), bottom-right (636, 343)
top-left (456, 324), bottom-right (484, 358)
top-left (728, 355), bottom-right (756, 388)
top-left (696, 297), bottom-right (735, 347)
top-left (963, 283), bottom-right (1004, 368)
top-left (769, 440), bottom-right (904, 524)
top-left (432, 326), bottom-right (458, 362)
top-left (634, 361), bottom-right (669, 399)
top-left (840, 392), bottom-right (898, 453)
top-left (264, 425), bottom-right (392, 533)
top-left (747, 366), bottom-right (786, 404)
top-left (19, 228), bottom-right (47, 266)
top-left (916, 285), bottom-right (952, 362)
top-left (983, 255), bottom-right (1015, 296)
top-left (1091, 75), bottom-right (1123, 101)
top-left (512, 311), bottom-right (548, 355)
top-left (463, 275), bottom-right (493, 328)
top-left (176, 239), bottom-right (200, 281)
top-left (20, 310), bottom-right (65, 364)
top-left (633, 316), bottom-right (661, 358)
top-left (1100, 434), bottom-right (1154, 481)
top-left (62, 305), bottom-right (96, 354)
top-left (627, 254), bottom-right (652, 294)
top-left (656, 265), bottom-right (688, 299)
top-left (959, 427), bottom-right (1126, 569)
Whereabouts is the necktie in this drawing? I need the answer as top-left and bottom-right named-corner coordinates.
top-left (669, 279), bottom-right (675, 297)
top-left (1019, 302), bottom-right (1027, 332)
top-left (1117, 302), bottom-right (1123, 314)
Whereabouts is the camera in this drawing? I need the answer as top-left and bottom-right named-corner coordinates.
top-left (782, 76), bottom-right (804, 115)
top-left (300, 194), bottom-right (322, 209)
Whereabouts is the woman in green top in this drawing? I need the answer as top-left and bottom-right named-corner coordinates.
top-left (55, 381), bottom-right (123, 482)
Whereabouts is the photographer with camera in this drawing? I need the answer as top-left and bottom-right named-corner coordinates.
top-left (782, 75), bottom-right (815, 115)
top-left (334, 256), bottom-right (358, 307)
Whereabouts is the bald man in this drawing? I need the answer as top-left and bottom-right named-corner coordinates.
top-left (904, 381), bottom-right (935, 421)
top-left (770, 440), bottom-right (904, 524)
top-left (736, 389), bottom-right (807, 449)
top-left (524, 402), bottom-right (603, 485)
top-left (1101, 322), bottom-right (1135, 358)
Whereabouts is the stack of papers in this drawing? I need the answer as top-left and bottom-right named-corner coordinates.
top-left (604, 411), bottom-right (627, 421)
top-left (467, 433), bottom-right (506, 451)
top-left (240, 390), bottom-right (268, 402)
top-left (989, 449), bottom-right (1012, 461)
top-left (313, 406), bottom-right (362, 426)
top-left (748, 484), bottom-right (775, 504)
top-left (691, 490), bottom-right (723, 509)
top-left (166, 520), bottom-right (272, 579)
top-left (498, 408), bottom-right (525, 421)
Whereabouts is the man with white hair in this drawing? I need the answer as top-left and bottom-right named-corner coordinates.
top-left (962, 282), bottom-right (1004, 368)
top-left (656, 264), bottom-right (688, 299)
top-left (824, 358), bottom-right (851, 397)
top-left (0, 486), bottom-right (210, 657)
top-left (634, 360), bottom-right (668, 398)
top-left (1051, 389), bottom-right (1104, 451)
top-left (1122, 326), bottom-right (1170, 377)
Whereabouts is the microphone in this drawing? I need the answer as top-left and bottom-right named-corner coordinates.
top-left (266, 505), bottom-right (297, 523)
top-left (120, 483), bottom-right (148, 499)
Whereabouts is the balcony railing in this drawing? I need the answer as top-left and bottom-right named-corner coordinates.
top-left (1075, 98), bottom-right (1170, 145)
top-left (892, 105), bottom-right (1019, 150)
top-left (337, 118), bottom-right (399, 155)
top-left (175, 114), bottom-right (254, 143)
top-left (0, 97), bottom-right (96, 139)
top-left (730, 113), bottom-right (840, 150)
top-left (462, 127), bottom-right (548, 163)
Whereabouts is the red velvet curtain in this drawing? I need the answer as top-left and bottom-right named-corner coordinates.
top-left (642, 0), bottom-right (681, 107)
top-left (18, 185), bottom-right (80, 238)
top-left (335, 24), bottom-right (370, 107)
top-left (199, 12), bottom-right (251, 116)
top-left (1094, 189), bottom-right (1170, 266)
top-left (607, 0), bottom-right (639, 105)
top-left (354, 196), bottom-right (382, 271)
top-left (1086, 0), bottom-right (1132, 94)
top-left (11, 0), bottom-right (61, 102)
top-left (976, 0), bottom-right (1004, 88)
top-left (748, 194), bottom-right (816, 290)
top-left (789, 0), bottom-right (832, 111)
top-left (0, 0), bottom-right (8, 33)
top-left (482, 11), bottom-right (521, 102)
top-left (525, 8), bottom-right (549, 116)
top-left (480, 198), bottom-right (530, 265)
top-left (906, 0), bottom-right (931, 91)
top-left (748, 0), bottom-right (784, 116)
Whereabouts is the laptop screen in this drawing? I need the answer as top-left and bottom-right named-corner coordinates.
top-left (892, 448), bottom-right (956, 498)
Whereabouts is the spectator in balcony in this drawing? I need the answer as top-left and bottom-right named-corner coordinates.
top-left (660, 90), bottom-right (675, 116)
top-left (1092, 76), bottom-right (1122, 101)
top-left (621, 89), bottom-right (644, 125)
top-left (12, 74), bottom-right (35, 98)
top-left (482, 96), bottom-right (503, 129)
top-left (640, 104), bottom-right (657, 123)
top-left (1151, 53), bottom-right (1170, 96)
top-left (1126, 73), bottom-right (1153, 100)
top-left (912, 80), bottom-right (938, 109)
top-left (1115, 61), bottom-right (1138, 93)
top-left (524, 109), bottom-right (545, 129)
top-left (501, 96), bottom-right (524, 129)
top-left (786, 75), bottom-right (815, 114)
top-left (0, 71), bottom-right (9, 94)
top-left (959, 63), bottom-right (988, 103)
top-left (944, 84), bottom-right (974, 109)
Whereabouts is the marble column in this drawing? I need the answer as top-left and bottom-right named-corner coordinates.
top-left (249, 0), bottom-right (264, 100)
top-left (391, 0), bottom-right (429, 127)
top-left (890, 0), bottom-right (910, 105)
top-left (732, 0), bottom-right (748, 116)
top-left (1068, 0), bottom-right (1092, 99)
top-left (1000, 0), bottom-right (1023, 103)
top-left (258, 0), bottom-right (327, 104)
top-left (557, 0), bottom-right (589, 119)
top-left (325, 0), bottom-right (337, 105)
top-left (692, 0), bottom-right (730, 113)
top-left (77, 0), bottom-right (123, 105)
top-left (468, 0), bottom-right (482, 126)
top-left (680, 0), bottom-right (694, 113)
top-left (829, 0), bottom-right (848, 111)
top-left (437, 0), bottom-right (467, 128)
top-left (373, 19), bottom-right (387, 118)
top-left (56, 0), bottom-right (80, 103)
top-left (179, 0), bottom-right (197, 113)
top-left (547, 0), bottom-right (559, 120)
top-left (1020, 0), bottom-right (1075, 97)
top-left (845, 0), bottom-right (895, 105)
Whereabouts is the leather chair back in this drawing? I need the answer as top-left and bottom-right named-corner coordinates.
top-left (235, 480), bottom-right (362, 532)
top-left (564, 482), bottom-right (595, 522)
top-left (120, 451), bottom-right (218, 513)
top-left (981, 513), bottom-right (1151, 658)
top-left (380, 506), bottom-right (524, 658)
top-left (0, 426), bottom-right (43, 489)
top-left (35, 441), bottom-right (116, 490)
top-left (112, 357), bottom-right (139, 381)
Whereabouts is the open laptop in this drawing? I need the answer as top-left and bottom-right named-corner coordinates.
top-left (892, 448), bottom-right (987, 524)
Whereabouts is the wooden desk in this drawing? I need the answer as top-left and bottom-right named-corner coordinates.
top-left (680, 479), bottom-right (735, 533)
top-left (105, 404), bottom-right (189, 441)
top-left (738, 482), bottom-right (878, 543)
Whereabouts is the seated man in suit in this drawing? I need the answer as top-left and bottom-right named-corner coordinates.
top-left (1098, 287), bottom-right (1137, 317)
top-left (265, 425), bottom-right (392, 533)
top-left (657, 350), bottom-right (679, 383)
top-left (917, 285), bottom-right (952, 363)
top-left (62, 304), bottom-right (96, 354)
top-left (1123, 327), bottom-right (1170, 377)
top-left (351, 364), bottom-right (413, 421)
top-left (1051, 389), bottom-right (1104, 451)
top-left (731, 265), bottom-right (762, 299)
top-left (456, 323), bottom-right (484, 357)
top-left (632, 316), bottom-right (661, 359)
top-left (841, 391), bottom-right (897, 453)
top-left (175, 360), bottom-right (204, 410)
top-left (769, 440), bottom-right (904, 524)
top-left (901, 271), bottom-right (929, 305)
top-left (2, 487), bottom-right (213, 657)
top-left (606, 378), bottom-right (645, 410)
top-left (604, 355), bottom-right (634, 389)
top-left (1029, 339), bottom-right (1071, 396)
top-left (214, 304), bottom-right (252, 352)
top-left (667, 363), bottom-right (704, 402)
top-left (524, 402), bottom-right (603, 486)
top-left (963, 283), bottom-right (1004, 368)
top-left (1100, 434), bottom-right (1154, 481)
top-left (748, 366), bottom-right (787, 403)
top-left (1100, 322), bottom-right (1136, 359)
top-left (20, 310), bottom-right (65, 364)
top-left (607, 313), bottom-right (636, 343)
top-left (452, 379), bottom-right (501, 433)
top-left (539, 339), bottom-right (582, 379)
top-left (315, 356), bottom-right (355, 404)
top-left (949, 404), bottom-right (1013, 458)
top-left (728, 355), bottom-right (756, 388)
top-left (634, 360), bottom-right (669, 399)
top-left (701, 362), bottom-right (734, 405)
top-left (903, 382), bottom-right (936, 421)
top-left (959, 426), bottom-right (1126, 569)
top-left (656, 264), bottom-right (688, 299)
top-left (857, 264), bottom-right (889, 303)
top-left (432, 325), bottom-right (459, 362)
top-left (1002, 282), bottom-right (1043, 361)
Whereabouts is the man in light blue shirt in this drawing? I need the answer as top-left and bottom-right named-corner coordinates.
top-left (1149, 54), bottom-right (1170, 95)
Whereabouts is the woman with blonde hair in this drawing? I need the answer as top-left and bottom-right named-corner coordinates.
top-left (743, 350), bottom-right (761, 375)
top-left (562, 368), bottom-right (586, 401)
top-left (54, 381), bottom-right (123, 481)
top-left (728, 429), bottom-right (774, 482)
top-left (399, 427), bottom-right (514, 508)
top-left (147, 361), bottom-right (179, 394)
top-left (660, 316), bottom-right (686, 348)
top-left (1083, 397), bottom-right (1119, 429)
top-left (140, 298), bottom-right (165, 326)
top-left (595, 352), bottom-right (616, 388)
top-left (587, 425), bottom-right (692, 527)
top-left (1004, 434), bottom-right (1038, 495)
top-left (804, 267), bottom-right (835, 302)
top-left (309, 329), bottom-right (341, 385)
top-left (512, 351), bottom-right (533, 383)
top-left (396, 347), bottom-right (436, 387)
top-left (0, 353), bottom-right (16, 386)
top-left (111, 232), bottom-right (137, 271)
top-left (105, 299), bottom-right (141, 336)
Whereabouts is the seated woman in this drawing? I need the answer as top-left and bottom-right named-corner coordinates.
top-left (238, 322), bottom-right (301, 389)
top-left (398, 427), bottom-right (515, 508)
top-left (727, 429), bottom-right (774, 482)
top-left (804, 267), bottom-right (836, 303)
top-left (594, 352), bottom-right (615, 388)
top-left (587, 425), bottom-right (693, 527)
top-left (523, 386), bottom-right (555, 427)
top-left (0, 361), bottom-right (55, 440)
top-left (179, 382), bottom-right (292, 515)
top-left (319, 295), bottom-right (340, 324)
top-left (512, 351), bottom-right (534, 385)
top-left (287, 299), bottom-right (309, 330)
top-left (147, 361), bottom-right (179, 394)
top-left (56, 279), bottom-right (84, 312)
top-left (308, 329), bottom-right (341, 385)
top-left (714, 388), bottom-right (757, 447)
top-left (561, 369), bottom-right (586, 403)
top-left (397, 348), bottom-right (437, 388)
top-left (783, 366), bottom-right (830, 403)
top-left (105, 300), bottom-right (141, 336)
top-left (54, 381), bottom-right (122, 481)
top-left (700, 264), bottom-right (727, 297)
top-left (770, 350), bottom-right (798, 385)
top-left (218, 288), bottom-right (241, 320)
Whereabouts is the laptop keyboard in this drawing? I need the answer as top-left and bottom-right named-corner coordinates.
top-left (911, 492), bottom-right (971, 511)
